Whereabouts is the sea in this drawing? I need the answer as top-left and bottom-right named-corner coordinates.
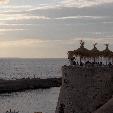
top-left (0, 58), bottom-right (68, 113)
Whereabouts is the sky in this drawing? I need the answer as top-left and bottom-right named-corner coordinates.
top-left (0, 0), bottom-right (113, 58)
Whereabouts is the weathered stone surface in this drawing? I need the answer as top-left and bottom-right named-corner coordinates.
top-left (55, 66), bottom-right (113, 113)
top-left (93, 97), bottom-right (113, 113)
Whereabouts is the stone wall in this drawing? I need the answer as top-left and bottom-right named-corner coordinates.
top-left (55, 66), bottom-right (113, 113)
top-left (93, 96), bottom-right (113, 113)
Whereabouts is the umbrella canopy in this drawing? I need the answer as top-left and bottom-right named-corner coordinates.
top-left (74, 47), bottom-right (90, 57)
top-left (68, 41), bottom-right (113, 60)
top-left (90, 43), bottom-right (100, 57)
top-left (101, 44), bottom-right (113, 58)
top-left (74, 40), bottom-right (90, 57)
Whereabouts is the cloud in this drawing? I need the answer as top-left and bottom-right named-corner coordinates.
top-left (23, 2), bottom-right (113, 20)
top-left (22, 0), bottom-right (113, 12)
top-left (0, 0), bottom-right (113, 53)
top-left (0, 5), bottom-right (32, 14)
top-left (0, 28), bottom-right (24, 32)
top-left (0, 39), bottom-right (47, 48)
top-left (60, 0), bottom-right (113, 8)
top-left (0, 0), bottom-right (9, 4)
top-left (0, 37), bottom-right (113, 58)
top-left (55, 16), bottom-right (106, 20)
top-left (0, 14), bottom-right (50, 21)
top-left (1, 37), bottom-right (113, 48)
top-left (72, 37), bottom-right (113, 44)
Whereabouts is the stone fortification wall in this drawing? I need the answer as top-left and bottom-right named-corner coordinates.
top-left (55, 66), bottom-right (113, 113)
top-left (93, 96), bottom-right (113, 113)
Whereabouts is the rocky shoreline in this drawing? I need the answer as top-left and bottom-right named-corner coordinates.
top-left (0, 77), bottom-right (62, 94)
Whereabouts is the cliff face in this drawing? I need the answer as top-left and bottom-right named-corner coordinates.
top-left (55, 66), bottom-right (113, 113)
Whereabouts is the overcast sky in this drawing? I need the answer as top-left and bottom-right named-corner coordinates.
top-left (0, 0), bottom-right (113, 58)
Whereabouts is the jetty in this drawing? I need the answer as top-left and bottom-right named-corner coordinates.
top-left (0, 77), bottom-right (62, 94)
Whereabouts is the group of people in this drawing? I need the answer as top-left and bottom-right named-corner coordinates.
top-left (6, 109), bottom-right (19, 113)
top-left (69, 58), bottom-right (113, 67)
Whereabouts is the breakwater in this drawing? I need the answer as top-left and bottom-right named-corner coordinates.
top-left (0, 78), bottom-right (62, 94)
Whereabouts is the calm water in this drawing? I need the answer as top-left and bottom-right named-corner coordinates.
top-left (0, 58), bottom-right (65, 113)
top-left (0, 87), bottom-right (60, 113)
top-left (0, 58), bottom-right (67, 79)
